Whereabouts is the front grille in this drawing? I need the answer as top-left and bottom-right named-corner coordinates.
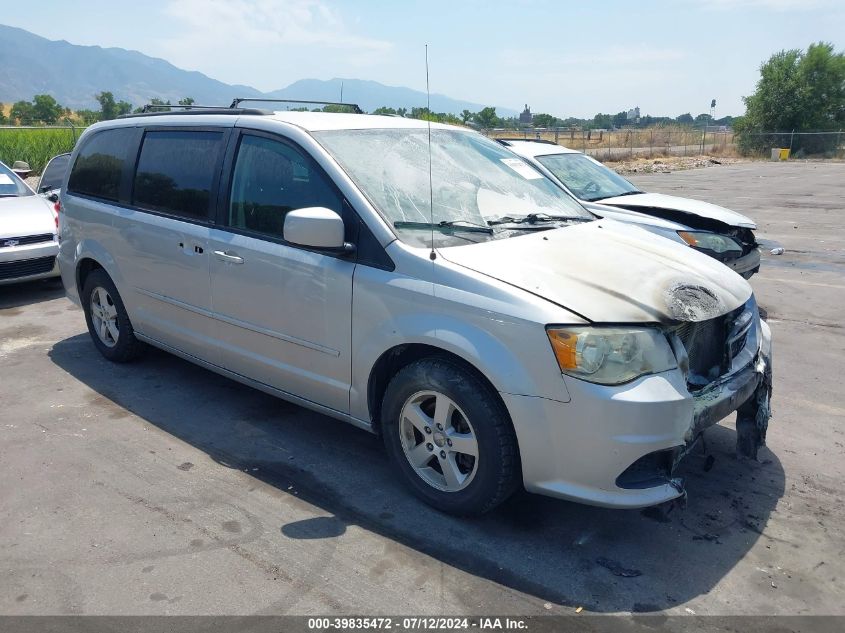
top-left (1, 233), bottom-right (54, 248)
top-left (676, 300), bottom-right (753, 390)
top-left (0, 256), bottom-right (56, 280)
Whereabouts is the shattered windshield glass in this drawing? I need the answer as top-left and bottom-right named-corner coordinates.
top-left (314, 128), bottom-right (591, 248)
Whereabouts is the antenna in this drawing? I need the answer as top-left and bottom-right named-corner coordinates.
top-left (426, 44), bottom-right (436, 261)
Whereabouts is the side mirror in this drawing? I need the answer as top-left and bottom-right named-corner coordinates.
top-left (47, 193), bottom-right (59, 203)
top-left (283, 207), bottom-right (353, 252)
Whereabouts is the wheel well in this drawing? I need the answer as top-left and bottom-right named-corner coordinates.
top-left (367, 344), bottom-right (507, 434)
top-left (76, 258), bottom-right (103, 295)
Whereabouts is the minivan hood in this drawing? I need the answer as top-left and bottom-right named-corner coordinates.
top-left (0, 195), bottom-right (56, 239)
top-left (598, 192), bottom-right (757, 230)
top-left (439, 220), bottom-right (751, 323)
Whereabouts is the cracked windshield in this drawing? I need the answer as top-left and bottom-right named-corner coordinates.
top-left (315, 128), bottom-right (592, 248)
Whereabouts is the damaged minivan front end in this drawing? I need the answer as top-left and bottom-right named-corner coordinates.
top-left (441, 219), bottom-right (773, 509)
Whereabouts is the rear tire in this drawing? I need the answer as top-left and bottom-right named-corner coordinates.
top-left (381, 357), bottom-right (520, 515)
top-left (82, 269), bottom-right (143, 362)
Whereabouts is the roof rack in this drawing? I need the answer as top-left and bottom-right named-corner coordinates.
top-left (495, 138), bottom-right (559, 146)
top-left (229, 97), bottom-right (364, 114)
top-left (118, 106), bottom-right (269, 119)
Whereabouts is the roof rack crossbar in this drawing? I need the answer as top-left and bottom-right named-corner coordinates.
top-left (117, 107), bottom-right (270, 119)
top-left (229, 97), bottom-right (364, 114)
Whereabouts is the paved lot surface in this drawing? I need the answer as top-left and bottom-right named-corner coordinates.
top-left (1, 161), bottom-right (843, 616)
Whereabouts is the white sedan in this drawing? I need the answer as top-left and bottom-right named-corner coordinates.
top-left (0, 160), bottom-right (60, 285)
top-left (499, 139), bottom-right (761, 278)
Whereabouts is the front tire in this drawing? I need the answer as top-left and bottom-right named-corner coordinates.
top-left (82, 269), bottom-right (143, 362)
top-left (381, 358), bottom-right (520, 515)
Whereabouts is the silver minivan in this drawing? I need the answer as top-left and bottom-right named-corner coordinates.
top-left (58, 109), bottom-right (773, 515)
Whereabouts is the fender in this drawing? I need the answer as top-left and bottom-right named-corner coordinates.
top-left (350, 267), bottom-right (570, 420)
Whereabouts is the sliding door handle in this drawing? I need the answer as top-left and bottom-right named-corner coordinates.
top-left (213, 250), bottom-right (244, 264)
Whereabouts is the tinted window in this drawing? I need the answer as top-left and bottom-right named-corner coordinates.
top-left (39, 153), bottom-right (71, 193)
top-left (67, 128), bottom-right (134, 201)
top-left (228, 135), bottom-right (341, 238)
top-left (133, 130), bottom-right (223, 221)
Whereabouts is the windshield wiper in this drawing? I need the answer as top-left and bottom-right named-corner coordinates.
top-left (393, 220), bottom-right (494, 234)
top-left (487, 213), bottom-right (590, 226)
top-left (590, 190), bottom-right (642, 202)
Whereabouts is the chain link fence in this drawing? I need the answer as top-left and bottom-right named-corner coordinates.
top-left (487, 127), bottom-right (845, 161)
top-left (488, 127), bottom-right (735, 160)
top-left (736, 131), bottom-right (844, 158)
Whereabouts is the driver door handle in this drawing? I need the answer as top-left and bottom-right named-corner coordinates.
top-left (213, 250), bottom-right (244, 264)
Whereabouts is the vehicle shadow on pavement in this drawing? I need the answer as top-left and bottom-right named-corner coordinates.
top-left (0, 280), bottom-right (65, 311)
top-left (49, 336), bottom-right (785, 614)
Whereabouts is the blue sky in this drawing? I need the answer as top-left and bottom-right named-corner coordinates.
top-left (4, 0), bottom-right (844, 117)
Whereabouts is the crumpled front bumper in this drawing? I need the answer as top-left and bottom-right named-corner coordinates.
top-left (504, 320), bottom-right (773, 509)
top-left (690, 319), bottom-right (773, 458)
top-left (726, 247), bottom-right (761, 279)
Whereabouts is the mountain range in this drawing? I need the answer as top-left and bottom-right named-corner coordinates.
top-left (0, 24), bottom-right (516, 116)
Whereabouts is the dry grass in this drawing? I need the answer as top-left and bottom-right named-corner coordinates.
top-left (495, 125), bottom-right (734, 152)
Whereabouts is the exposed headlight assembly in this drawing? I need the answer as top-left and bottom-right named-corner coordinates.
top-left (546, 326), bottom-right (677, 385)
top-left (678, 231), bottom-right (743, 255)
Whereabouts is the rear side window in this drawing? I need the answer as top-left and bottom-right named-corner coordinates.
top-left (132, 130), bottom-right (224, 221)
top-left (67, 128), bottom-right (134, 201)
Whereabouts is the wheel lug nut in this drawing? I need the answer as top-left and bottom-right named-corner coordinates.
top-left (426, 443), bottom-right (433, 451)
top-left (440, 450), bottom-right (446, 458)
top-left (446, 439), bottom-right (452, 446)
top-left (436, 423), bottom-right (443, 431)
top-left (424, 426), bottom-right (431, 434)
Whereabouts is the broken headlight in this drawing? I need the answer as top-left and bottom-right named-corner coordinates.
top-left (678, 231), bottom-right (743, 255)
top-left (546, 326), bottom-right (677, 385)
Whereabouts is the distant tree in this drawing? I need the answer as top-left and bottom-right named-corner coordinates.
top-left (396, 107), bottom-right (408, 117)
top-left (473, 107), bottom-right (500, 129)
top-left (438, 112), bottom-right (462, 125)
top-left (373, 106), bottom-right (397, 116)
top-left (612, 111), bottom-right (628, 128)
top-left (321, 104), bottom-right (357, 113)
top-left (30, 94), bottom-right (64, 124)
top-left (460, 109), bottom-right (473, 124)
top-left (592, 113), bottom-right (613, 129)
top-left (97, 92), bottom-right (132, 120)
top-left (737, 42), bottom-right (845, 154)
top-left (149, 98), bottom-right (172, 112)
top-left (0, 108), bottom-right (6, 125)
top-left (676, 113), bottom-right (694, 125)
top-left (532, 113), bottom-right (561, 128)
top-left (178, 97), bottom-right (195, 106)
top-left (695, 113), bottom-right (712, 125)
top-left (76, 109), bottom-right (101, 125)
top-left (10, 100), bottom-right (34, 124)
